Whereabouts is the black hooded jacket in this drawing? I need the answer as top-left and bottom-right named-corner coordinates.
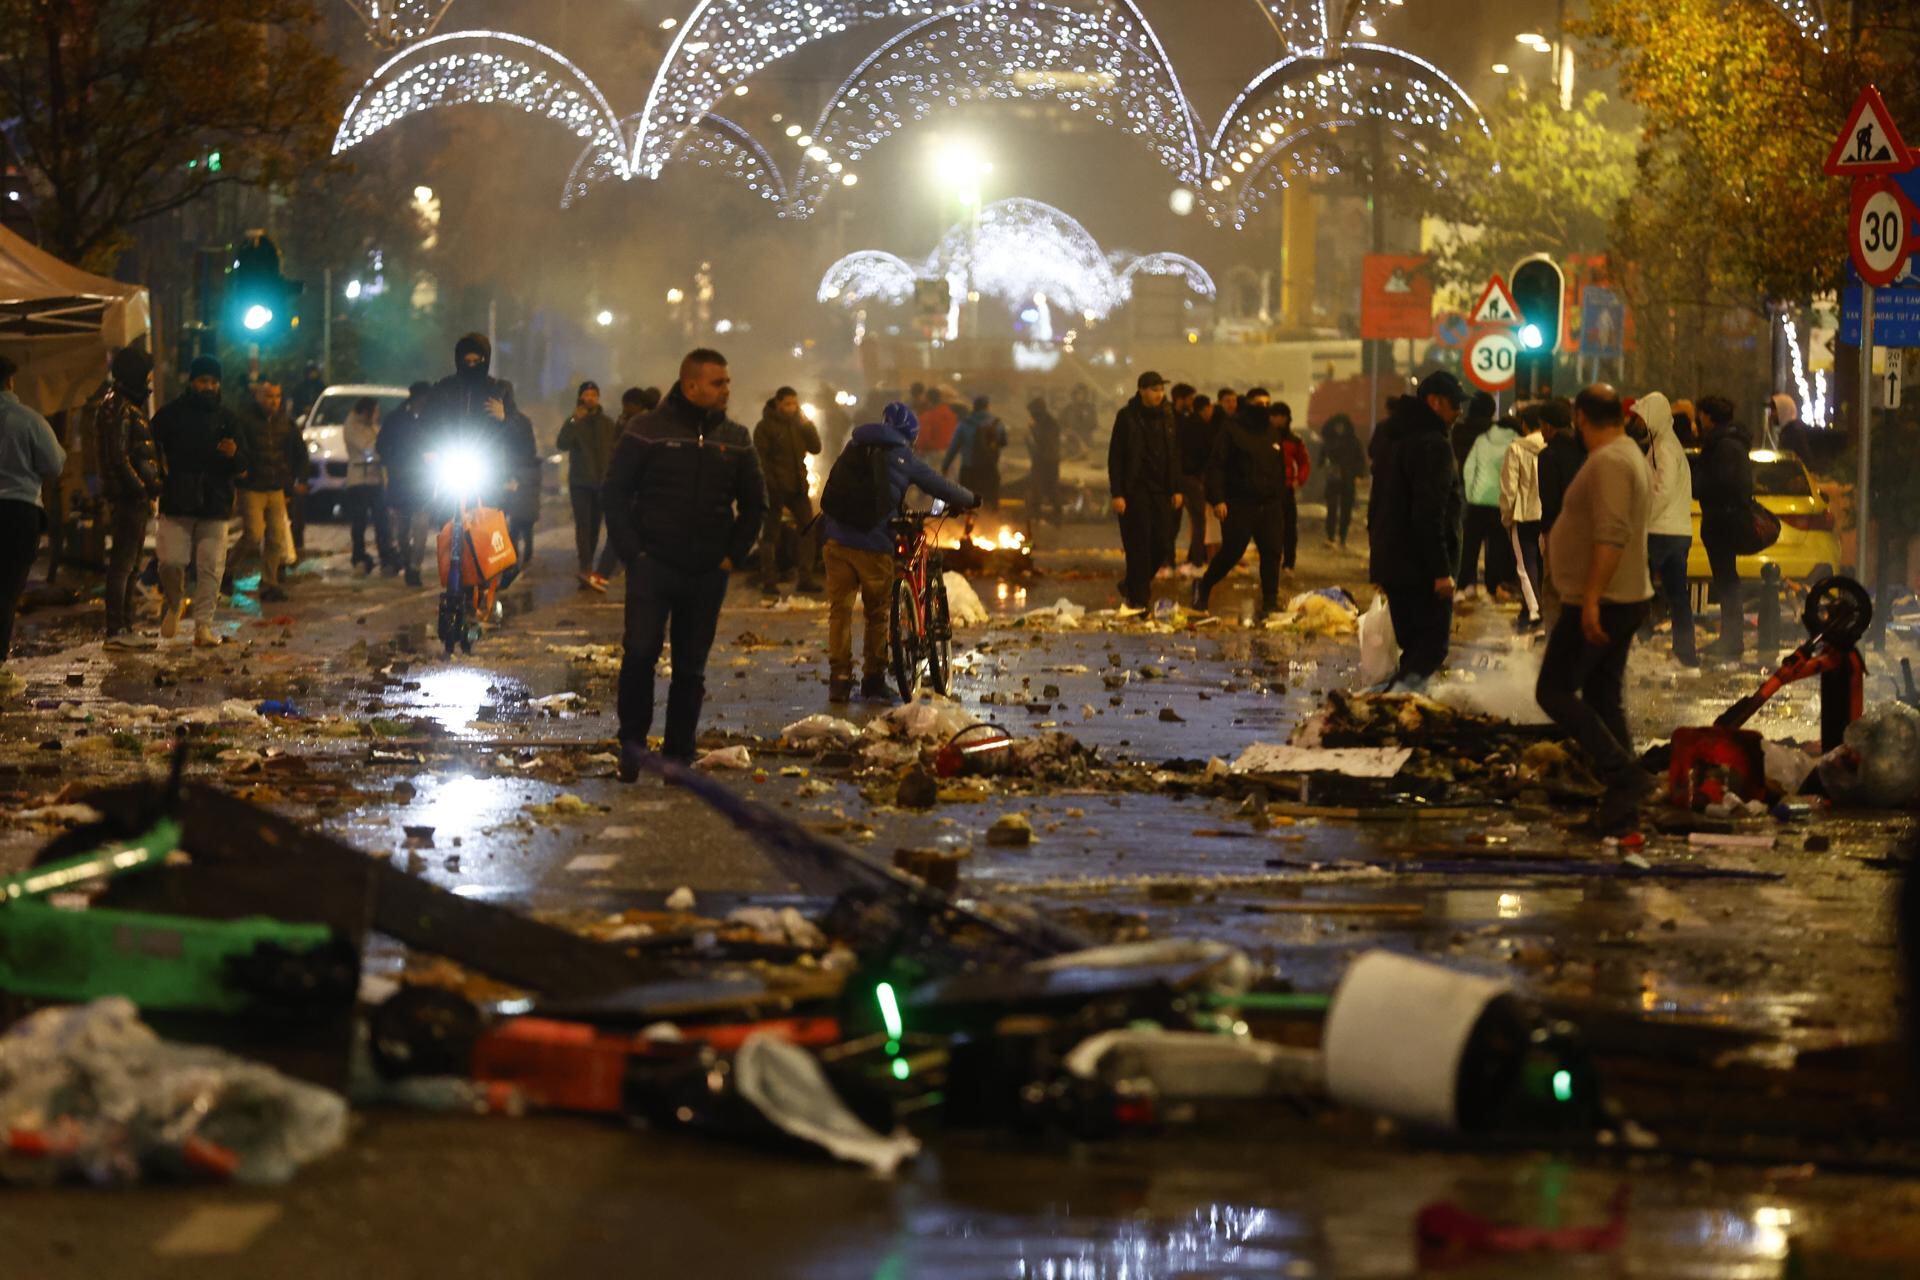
top-left (150, 388), bottom-right (246, 520)
top-left (423, 332), bottom-right (535, 507)
top-left (602, 384), bottom-right (768, 574)
top-left (236, 399), bottom-right (304, 493)
top-left (1368, 395), bottom-right (1465, 588)
top-left (1107, 393), bottom-right (1180, 498)
top-left (1696, 420), bottom-right (1755, 547)
top-left (1027, 397), bottom-right (1062, 480)
top-left (1206, 401), bottom-right (1290, 508)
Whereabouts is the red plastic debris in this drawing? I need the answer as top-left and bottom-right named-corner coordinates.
top-left (1415, 1185), bottom-right (1628, 1269)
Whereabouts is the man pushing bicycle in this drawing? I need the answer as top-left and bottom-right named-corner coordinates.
top-left (818, 402), bottom-right (979, 705)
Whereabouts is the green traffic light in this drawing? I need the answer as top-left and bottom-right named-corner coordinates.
top-left (875, 982), bottom-right (904, 1040)
top-left (1552, 1069), bottom-right (1573, 1103)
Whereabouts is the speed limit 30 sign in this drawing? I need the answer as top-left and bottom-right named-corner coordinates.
top-left (1465, 329), bottom-right (1517, 393)
top-left (1850, 176), bottom-right (1918, 286)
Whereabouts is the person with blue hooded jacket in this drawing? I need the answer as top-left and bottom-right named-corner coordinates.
top-left (820, 402), bottom-right (977, 703)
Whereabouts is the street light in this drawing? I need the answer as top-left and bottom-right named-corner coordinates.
top-left (666, 287), bottom-right (685, 304)
top-left (344, 278), bottom-right (363, 301)
top-left (595, 309), bottom-right (614, 327)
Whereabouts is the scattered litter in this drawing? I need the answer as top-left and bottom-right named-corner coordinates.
top-left (10, 803), bottom-right (105, 828)
top-left (869, 695), bottom-right (975, 743)
top-left (529, 692), bottom-right (578, 710)
top-left (768, 596), bottom-right (829, 612)
top-left (1818, 702), bottom-right (1920, 807)
top-left (1232, 744), bottom-right (1412, 778)
top-left (732, 1034), bottom-right (919, 1177)
top-left (565, 854), bottom-right (617, 873)
top-left (0, 999), bottom-right (347, 1185)
top-left (527, 794), bottom-right (597, 820)
top-left (781, 715), bottom-right (864, 749)
top-left (696, 746), bottom-right (754, 770)
top-left (1268, 588), bottom-right (1359, 637)
top-left (1019, 597), bottom-right (1087, 628)
top-left (1417, 1187), bottom-right (1628, 1268)
top-left (725, 906), bottom-right (828, 949)
top-left (1687, 832), bottom-right (1776, 850)
top-left (665, 886), bottom-right (697, 912)
top-left (547, 644), bottom-right (623, 672)
top-left (175, 699), bottom-right (268, 727)
top-left (942, 572), bottom-right (990, 627)
top-left (985, 813), bottom-right (1034, 847)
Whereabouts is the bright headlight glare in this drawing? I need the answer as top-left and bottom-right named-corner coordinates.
top-left (438, 446), bottom-right (489, 496)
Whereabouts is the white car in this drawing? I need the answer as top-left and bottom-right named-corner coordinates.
top-left (300, 383), bottom-right (411, 518)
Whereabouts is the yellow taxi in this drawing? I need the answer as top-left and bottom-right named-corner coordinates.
top-left (1686, 450), bottom-right (1843, 582)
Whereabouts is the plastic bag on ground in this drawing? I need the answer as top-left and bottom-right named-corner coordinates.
top-left (1356, 595), bottom-right (1399, 688)
top-left (1020, 597), bottom-right (1087, 628)
top-left (1763, 740), bottom-right (1818, 797)
top-left (696, 745), bottom-right (754, 770)
top-left (942, 572), bottom-right (990, 627)
top-left (1818, 702), bottom-right (1920, 807)
top-left (866, 694), bottom-right (975, 743)
top-left (781, 714), bottom-right (864, 750)
top-left (733, 1033), bottom-right (919, 1177)
top-left (0, 998), bottom-right (347, 1186)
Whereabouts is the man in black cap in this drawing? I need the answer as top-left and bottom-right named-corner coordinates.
top-left (93, 346), bottom-right (161, 648)
top-left (1368, 370), bottom-right (1466, 688)
top-left (1107, 370), bottom-right (1183, 611)
top-left (150, 355), bottom-right (246, 647)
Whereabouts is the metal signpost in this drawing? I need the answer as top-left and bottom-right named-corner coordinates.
top-left (1824, 85), bottom-right (1916, 588)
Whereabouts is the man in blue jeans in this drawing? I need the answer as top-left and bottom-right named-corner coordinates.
top-left (602, 349), bottom-right (767, 778)
top-left (1638, 392), bottom-right (1697, 666)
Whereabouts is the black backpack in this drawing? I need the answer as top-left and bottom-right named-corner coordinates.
top-left (821, 441), bottom-right (894, 528)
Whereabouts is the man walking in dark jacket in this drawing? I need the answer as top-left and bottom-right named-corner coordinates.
top-left (1192, 390), bottom-right (1292, 617)
top-left (1536, 398), bottom-right (1584, 534)
top-left (754, 386), bottom-right (823, 595)
top-left (151, 356), bottom-right (245, 647)
top-left (233, 380), bottom-right (301, 603)
top-left (1318, 414), bottom-right (1365, 548)
top-left (1694, 395), bottom-right (1755, 662)
top-left (1108, 371), bottom-right (1183, 610)
top-left (1368, 371), bottom-right (1467, 688)
top-left (94, 347), bottom-right (162, 647)
top-left (558, 381), bottom-right (621, 591)
top-left (1175, 383), bottom-right (1218, 566)
top-left (604, 349), bottom-right (767, 777)
top-left (378, 381), bottom-right (435, 587)
top-left (423, 332), bottom-right (533, 513)
top-left (1026, 395), bottom-right (1064, 524)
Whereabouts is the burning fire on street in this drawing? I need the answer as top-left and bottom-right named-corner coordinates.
top-left (940, 521), bottom-right (1036, 577)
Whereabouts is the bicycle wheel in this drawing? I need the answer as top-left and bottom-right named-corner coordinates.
top-left (925, 566), bottom-right (952, 696)
top-left (890, 575), bottom-right (925, 701)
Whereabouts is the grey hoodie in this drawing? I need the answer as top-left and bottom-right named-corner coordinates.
top-left (1640, 392), bottom-right (1692, 537)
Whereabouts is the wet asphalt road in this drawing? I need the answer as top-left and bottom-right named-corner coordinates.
top-left (2, 501), bottom-right (1919, 1277)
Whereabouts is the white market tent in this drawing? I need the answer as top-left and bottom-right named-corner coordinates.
top-left (0, 223), bottom-right (149, 416)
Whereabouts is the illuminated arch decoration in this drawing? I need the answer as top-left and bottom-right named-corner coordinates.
top-left (340, 0), bottom-right (458, 48)
top-left (563, 113), bottom-right (786, 209)
top-left (632, 1), bottom-right (965, 178)
top-left (332, 30), bottom-right (629, 181)
top-left (818, 198), bottom-right (1214, 320)
top-left (818, 250), bottom-right (921, 305)
top-left (786, 0), bottom-right (1203, 217)
top-left (1205, 43), bottom-right (1489, 229)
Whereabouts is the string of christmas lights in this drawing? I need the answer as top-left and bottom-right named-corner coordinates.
top-left (563, 113), bottom-right (787, 208)
top-left (332, 30), bottom-right (629, 178)
top-left (339, 0), bottom-right (456, 48)
top-left (787, 0), bottom-right (1203, 217)
top-left (1203, 43), bottom-right (1487, 227)
top-left (818, 197), bottom-right (1214, 318)
top-left (633, 1), bottom-right (965, 178)
top-left (1765, 0), bottom-right (1829, 47)
top-left (1257, 0), bottom-right (1402, 52)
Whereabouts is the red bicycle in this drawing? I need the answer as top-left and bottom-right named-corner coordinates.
top-left (888, 507), bottom-right (954, 701)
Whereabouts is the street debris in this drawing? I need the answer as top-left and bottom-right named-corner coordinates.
top-left (697, 745), bottom-right (755, 770)
top-left (1231, 744), bottom-right (1413, 779)
top-left (985, 812), bottom-right (1035, 847)
top-left (942, 572), bottom-right (991, 626)
top-left (0, 998), bottom-right (348, 1186)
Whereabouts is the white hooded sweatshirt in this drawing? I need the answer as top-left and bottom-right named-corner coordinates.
top-left (1640, 392), bottom-right (1692, 537)
top-left (1499, 431), bottom-right (1547, 527)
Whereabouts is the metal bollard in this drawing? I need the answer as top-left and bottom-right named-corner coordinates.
top-left (1757, 562), bottom-right (1782, 657)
